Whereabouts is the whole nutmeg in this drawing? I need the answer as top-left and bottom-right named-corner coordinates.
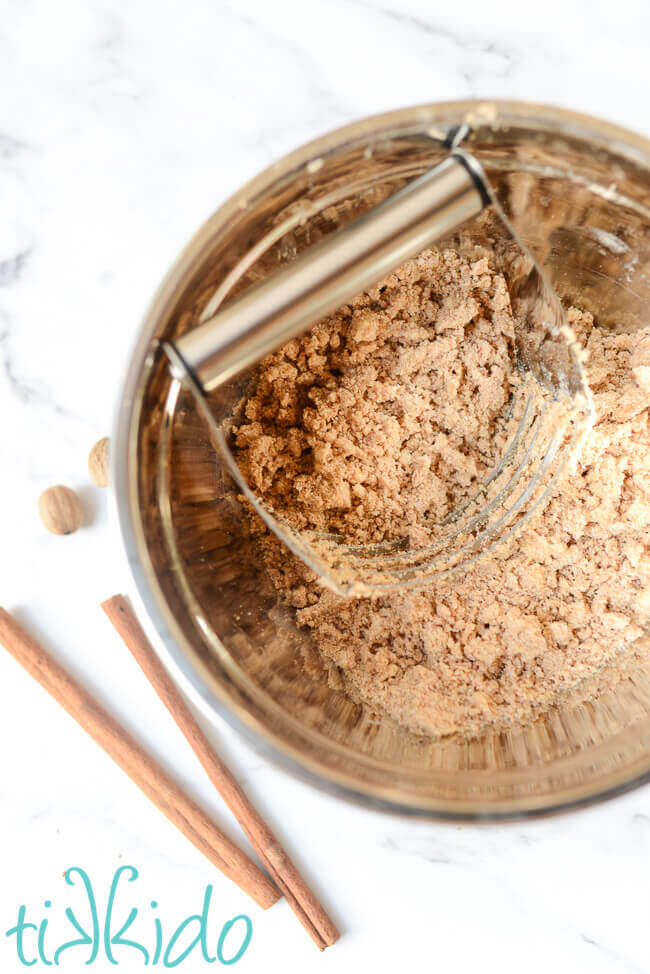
top-left (38, 485), bottom-right (84, 535)
top-left (88, 437), bottom-right (109, 487)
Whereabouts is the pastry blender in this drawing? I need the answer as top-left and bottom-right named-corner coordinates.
top-left (162, 149), bottom-right (593, 595)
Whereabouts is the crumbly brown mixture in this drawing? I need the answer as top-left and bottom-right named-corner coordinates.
top-left (234, 250), bottom-right (519, 546)
top-left (233, 249), bottom-right (650, 740)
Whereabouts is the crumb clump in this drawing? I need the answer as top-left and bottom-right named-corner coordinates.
top-left (233, 248), bottom-right (650, 741)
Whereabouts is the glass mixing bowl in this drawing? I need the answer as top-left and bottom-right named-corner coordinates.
top-left (113, 101), bottom-right (650, 819)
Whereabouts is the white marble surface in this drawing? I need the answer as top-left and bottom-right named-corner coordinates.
top-left (1, 0), bottom-right (649, 970)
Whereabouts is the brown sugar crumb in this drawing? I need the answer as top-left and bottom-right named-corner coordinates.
top-left (233, 248), bottom-right (650, 741)
top-left (234, 249), bottom-right (519, 545)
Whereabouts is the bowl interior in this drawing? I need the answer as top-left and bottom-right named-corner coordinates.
top-left (125, 104), bottom-right (650, 816)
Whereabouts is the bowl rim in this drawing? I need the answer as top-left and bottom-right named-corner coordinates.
top-left (112, 99), bottom-right (650, 820)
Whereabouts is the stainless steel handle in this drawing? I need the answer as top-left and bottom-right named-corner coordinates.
top-left (172, 153), bottom-right (488, 391)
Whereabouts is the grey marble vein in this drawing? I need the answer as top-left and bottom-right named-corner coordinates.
top-left (0, 327), bottom-right (85, 422)
top-left (0, 133), bottom-right (29, 160)
top-left (221, 3), bottom-right (351, 145)
top-left (349, 0), bottom-right (518, 92)
top-left (0, 248), bottom-right (31, 288)
top-left (581, 934), bottom-right (647, 974)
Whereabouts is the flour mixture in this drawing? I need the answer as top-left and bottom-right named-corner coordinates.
top-left (233, 247), bottom-right (650, 740)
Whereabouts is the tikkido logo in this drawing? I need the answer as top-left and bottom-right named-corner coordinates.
top-left (5, 866), bottom-right (253, 967)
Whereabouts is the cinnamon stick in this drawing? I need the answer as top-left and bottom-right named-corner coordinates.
top-left (0, 607), bottom-right (279, 911)
top-left (102, 595), bottom-right (340, 951)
